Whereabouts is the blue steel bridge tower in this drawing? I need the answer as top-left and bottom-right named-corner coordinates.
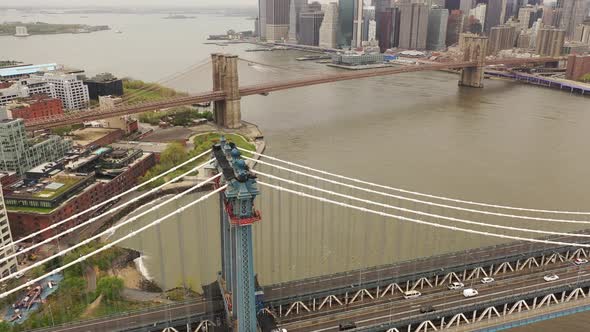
top-left (213, 137), bottom-right (261, 331)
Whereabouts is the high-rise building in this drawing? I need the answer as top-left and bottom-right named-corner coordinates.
top-left (0, 118), bottom-right (72, 176)
top-left (399, 1), bottom-right (429, 50)
top-left (536, 27), bottom-right (566, 56)
top-left (0, 77), bottom-right (55, 107)
top-left (320, 2), bottom-right (340, 48)
top-left (517, 31), bottom-right (532, 48)
top-left (361, 6), bottom-right (376, 43)
top-left (352, 0), bottom-right (365, 48)
top-left (485, 0), bottom-right (508, 33)
top-left (31, 73), bottom-right (89, 110)
top-left (427, 7), bottom-right (449, 50)
top-left (557, 0), bottom-right (589, 39)
top-left (446, 9), bottom-right (465, 46)
top-left (288, 0), bottom-right (308, 42)
top-left (517, 5), bottom-right (538, 30)
top-left (338, 0), bottom-right (356, 48)
top-left (0, 184), bottom-right (17, 278)
top-left (487, 25), bottom-right (516, 54)
top-left (299, 7), bottom-right (324, 46)
top-left (259, 0), bottom-right (267, 39)
top-left (574, 22), bottom-right (590, 44)
top-left (469, 3), bottom-right (487, 28)
top-left (376, 6), bottom-right (401, 51)
top-left (459, 0), bottom-right (474, 14)
top-left (266, 0), bottom-right (291, 41)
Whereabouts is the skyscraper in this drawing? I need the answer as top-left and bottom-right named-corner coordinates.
top-left (517, 5), bottom-right (536, 30)
top-left (487, 25), bottom-right (516, 54)
top-left (352, 0), bottom-right (365, 48)
top-left (469, 3), bottom-right (487, 28)
top-left (399, 1), bottom-right (429, 50)
top-left (376, 6), bottom-right (401, 51)
top-left (446, 9), bottom-right (465, 46)
top-left (288, 0), bottom-right (308, 42)
top-left (320, 2), bottom-right (340, 48)
top-left (536, 27), bottom-right (565, 56)
top-left (485, 0), bottom-right (508, 34)
top-left (427, 7), bottom-right (450, 50)
top-left (266, 0), bottom-right (291, 41)
top-left (557, 0), bottom-right (589, 38)
top-left (299, 6), bottom-right (324, 46)
top-left (259, 0), bottom-right (267, 39)
top-left (338, 0), bottom-right (356, 47)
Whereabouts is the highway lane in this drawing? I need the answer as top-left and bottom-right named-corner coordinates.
top-left (280, 262), bottom-right (590, 331)
top-left (277, 260), bottom-right (576, 324)
top-left (32, 300), bottom-right (222, 332)
top-left (264, 232), bottom-right (590, 301)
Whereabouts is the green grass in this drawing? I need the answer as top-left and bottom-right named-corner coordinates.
top-left (123, 80), bottom-right (187, 105)
top-left (193, 133), bottom-right (255, 158)
top-left (6, 206), bottom-right (55, 214)
top-left (33, 176), bottom-right (81, 198)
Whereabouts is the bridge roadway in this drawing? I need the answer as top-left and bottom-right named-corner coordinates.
top-left (279, 262), bottom-right (590, 331)
top-left (30, 299), bottom-right (222, 332)
top-left (24, 56), bottom-right (561, 131)
top-left (262, 231), bottom-right (590, 306)
top-left (29, 230), bottom-right (589, 332)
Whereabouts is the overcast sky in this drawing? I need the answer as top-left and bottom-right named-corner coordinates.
top-left (2, 0), bottom-right (258, 7)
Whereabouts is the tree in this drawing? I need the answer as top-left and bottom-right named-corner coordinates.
top-left (96, 276), bottom-right (124, 302)
top-left (160, 142), bottom-right (188, 168)
top-left (60, 276), bottom-right (87, 301)
top-left (581, 73), bottom-right (590, 83)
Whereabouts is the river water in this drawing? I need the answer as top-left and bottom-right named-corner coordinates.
top-left (2, 10), bottom-right (590, 330)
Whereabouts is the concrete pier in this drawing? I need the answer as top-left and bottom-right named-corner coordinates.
top-left (459, 36), bottom-right (488, 88)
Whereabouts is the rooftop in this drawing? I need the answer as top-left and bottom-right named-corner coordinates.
top-left (71, 127), bottom-right (121, 147)
top-left (6, 174), bottom-right (88, 200)
top-left (0, 63), bottom-right (58, 78)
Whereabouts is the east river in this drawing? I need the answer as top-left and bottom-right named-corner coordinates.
top-left (1, 9), bottom-right (590, 331)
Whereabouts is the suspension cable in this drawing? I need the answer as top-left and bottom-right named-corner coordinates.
top-left (245, 156), bottom-right (590, 224)
top-left (241, 148), bottom-right (590, 216)
top-left (0, 158), bottom-right (214, 265)
top-left (0, 174), bottom-right (221, 284)
top-left (0, 149), bottom-right (212, 253)
top-left (258, 181), bottom-right (590, 248)
top-left (254, 170), bottom-right (590, 238)
top-left (0, 184), bottom-right (227, 299)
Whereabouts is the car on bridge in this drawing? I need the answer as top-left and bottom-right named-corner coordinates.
top-left (403, 290), bottom-right (422, 299)
top-left (574, 258), bottom-right (588, 265)
top-left (339, 322), bottom-right (357, 330)
top-left (481, 277), bottom-right (495, 284)
top-left (448, 282), bottom-right (465, 290)
top-left (463, 288), bottom-right (479, 297)
top-left (544, 274), bottom-right (559, 282)
top-left (420, 305), bottom-right (436, 313)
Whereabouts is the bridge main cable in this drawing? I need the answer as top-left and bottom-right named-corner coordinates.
top-left (0, 173), bottom-right (222, 285)
top-left (257, 181), bottom-right (590, 248)
top-left (239, 148), bottom-right (590, 217)
top-left (0, 148), bottom-right (213, 254)
top-left (254, 170), bottom-right (590, 239)
top-left (0, 156), bottom-right (216, 265)
top-left (0, 182), bottom-right (227, 299)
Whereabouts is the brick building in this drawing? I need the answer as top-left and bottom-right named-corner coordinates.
top-left (566, 54), bottom-right (590, 81)
top-left (6, 95), bottom-right (63, 120)
top-left (5, 150), bottom-right (156, 240)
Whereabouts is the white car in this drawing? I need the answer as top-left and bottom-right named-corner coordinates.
top-left (574, 258), bottom-right (589, 265)
top-left (463, 288), bottom-right (479, 297)
top-left (403, 290), bottom-right (422, 299)
top-left (447, 282), bottom-right (465, 290)
top-left (13, 272), bottom-right (23, 279)
top-left (271, 329), bottom-right (287, 332)
top-left (481, 277), bottom-right (495, 284)
top-left (544, 274), bottom-right (559, 282)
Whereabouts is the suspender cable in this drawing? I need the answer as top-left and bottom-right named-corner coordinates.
top-left (240, 148), bottom-right (590, 216)
top-left (0, 185), bottom-right (227, 300)
top-left (0, 149), bottom-right (213, 253)
top-left (0, 158), bottom-right (215, 265)
top-left (0, 174), bottom-right (221, 284)
top-left (257, 182), bottom-right (590, 249)
top-left (244, 156), bottom-right (590, 224)
top-left (254, 171), bottom-right (590, 239)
